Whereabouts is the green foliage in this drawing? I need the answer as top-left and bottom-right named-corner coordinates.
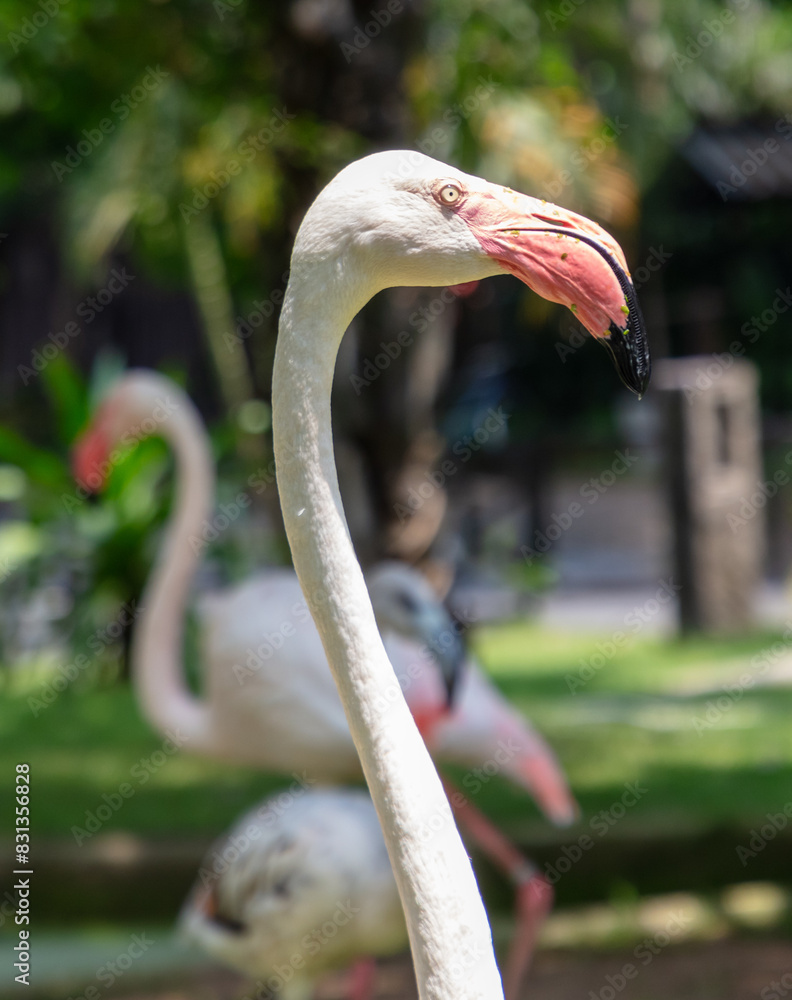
top-left (2, 0), bottom-right (792, 421)
top-left (0, 354), bottom-right (169, 676)
top-left (0, 347), bottom-right (280, 683)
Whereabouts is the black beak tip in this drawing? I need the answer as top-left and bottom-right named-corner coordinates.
top-left (547, 227), bottom-right (651, 396)
top-left (441, 653), bottom-right (463, 710)
top-left (585, 242), bottom-right (651, 397)
top-left (604, 317), bottom-right (651, 398)
top-left (75, 483), bottom-right (100, 502)
top-left (434, 632), bottom-right (466, 711)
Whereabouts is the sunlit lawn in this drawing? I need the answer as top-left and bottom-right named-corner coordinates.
top-left (473, 624), bottom-right (792, 835)
top-left (3, 622), bottom-right (792, 844)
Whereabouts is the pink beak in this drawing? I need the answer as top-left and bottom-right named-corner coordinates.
top-left (458, 185), bottom-right (650, 396)
top-left (515, 751), bottom-right (579, 828)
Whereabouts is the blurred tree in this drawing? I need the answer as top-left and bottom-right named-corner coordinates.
top-left (1, 0), bottom-right (792, 596)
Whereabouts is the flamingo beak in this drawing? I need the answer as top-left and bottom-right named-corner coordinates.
top-left (72, 426), bottom-right (110, 492)
top-left (516, 753), bottom-right (579, 828)
top-left (458, 187), bottom-right (651, 396)
top-left (414, 604), bottom-right (466, 709)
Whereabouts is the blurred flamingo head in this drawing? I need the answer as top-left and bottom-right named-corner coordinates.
top-left (72, 371), bottom-right (180, 491)
top-left (367, 561), bottom-right (466, 707)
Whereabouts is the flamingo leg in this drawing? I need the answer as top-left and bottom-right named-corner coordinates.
top-left (501, 870), bottom-right (553, 1000)
top-left (346, 957), bottom-right (377, 1000)
top-left (414, 709), bottom-right (552, 998)
top-left (438, 773), bottom-right (552, 1000)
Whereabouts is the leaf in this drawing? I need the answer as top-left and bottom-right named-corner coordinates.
top-left (0, 425), bottom-right (66, 489)
top-left (40, 353), bottom-right (88, 446)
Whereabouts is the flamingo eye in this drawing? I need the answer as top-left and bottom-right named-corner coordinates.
top-left (273, 876), bottom-right (292, 898)
top-left (397, 591), bottom-right (419, 614)
top-left (437, 182), bottom-right (462, 207)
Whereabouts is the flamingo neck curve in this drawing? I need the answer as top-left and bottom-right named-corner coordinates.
top-left (272, 262), bottom-right (504, 1000)
top-left (131, 396), bottom-right (215, 753)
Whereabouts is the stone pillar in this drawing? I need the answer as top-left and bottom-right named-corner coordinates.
top-left (655, 357), bottom-right (763, 633)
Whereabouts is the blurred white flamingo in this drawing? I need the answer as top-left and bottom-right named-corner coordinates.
top-left (180, 787), bottom-right (406, 1000)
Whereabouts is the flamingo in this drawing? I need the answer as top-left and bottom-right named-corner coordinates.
top-left (268, 150), bottom-right (647, 1000)
top-left (83, 150), bottom-right (649, 1000)
top-left (180, 787), bottom-right (406, 1000)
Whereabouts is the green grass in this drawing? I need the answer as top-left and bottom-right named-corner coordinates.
top-left (3, 623), bottom-right (792, 842)
top-left (1, 679), bottom-right (284, 840)
top-left (469, 623), bottom-right (792, 834)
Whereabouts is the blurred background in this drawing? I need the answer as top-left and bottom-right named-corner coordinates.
top-left (2, 0), bottom-right (792, 997)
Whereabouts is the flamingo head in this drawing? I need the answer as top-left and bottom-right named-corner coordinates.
top-left (72, 370), bottom-right (180, 491)
top-left (367, 561), bottom-right (465, 708)
top-left (307, 151), bottom-right (650, 395)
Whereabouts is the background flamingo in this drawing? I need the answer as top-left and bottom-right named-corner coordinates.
top-left (181, 787), bottom-right (406, 1000)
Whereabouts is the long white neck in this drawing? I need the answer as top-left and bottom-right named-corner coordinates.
top-left (272, 268), bottom-right (504, 1000)
top-left (131, 403), bottom-right (214, 753)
